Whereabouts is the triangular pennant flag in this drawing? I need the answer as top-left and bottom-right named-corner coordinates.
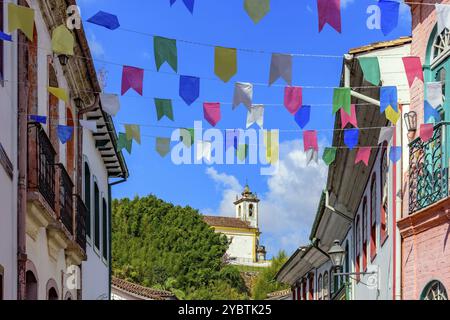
top-left (57, 125), bottom-right (74, 144)
top-left (214, 47), bottom-right (237, 83)
top-left (179, 75), bottom-right (200, 105)
top-left (385, 105), bottom-right (400, 124)
top-left (358, 57), bottom-right (380, 85)
top-left (121, 66), bottom-right (144, 96)
top-left (0, 31), bottom-right (12, 42)
top-left (226, 129), bottom-right (241, 150)
top-left (80, 120), bottom-right (98, 133)
top-left (87, 11), bottom-right (120, 30)
top-left (333, 88), bottom-right (351, 115)
top-left (156, 138), bottom-right (171, 157)
top-left (203, 102), bottom-right (221, 127)
top-left (322, 147), bottom-right (337, 166)
top-left (51, 25), bottom-right (74, 56)
top-left (378, 127), bottom-right (394, 145)
top-left (294, 105), bottom-right (311, 129)
top-left (355, 147), bottom-right (371, 166)
top-left (29, 115), bottom-right (47, 124)
top-left (100, 93), bottom-right (121, 116)
top-left (317, 0), bottom-right (341, 33)
top-left (306, 148), bottom-right (319, 165)
top-left (246, 104), bottom-right (264, 128)
top-left (303, 130), bottom-right (318, 152)
top-left (269, 53), bottom-right (292, 86)
top-left (244, 0), bottom-right (270, 24)
top-left (155, 98), bottom-right (174, 121)
top-left (237, 144), bottom-right (249, 161)
top-left (402, 57), bottom-right (424, 87)
top-left (340, 104), bottom-right (358, 128)
top-left (389, 146), bottom-right (402, 163)
top-left (435, 4), bottom-right (450, 35)
top-left (420, 123), bottom-right (434, 142)
top-left (125, 124), bottom-right (141, 145)
top-left (426, 82), bottom-right (443, 108)
top-left (233, 82), bottom-right (253, 110)
top-left (378, 0), bottom-right (399, 36)
top-left (344, 128), bottom-right (359, 150)
top-left (196, 140), bottom-right (212, 162)
top-left (424, 100), bottom-right (441, 124)
top-left (170, 0), bottom-right (195, 14)
top-left (48, 87), bottom-right (68, 103)
top-left (154, 36), bottom-right (178, 72)
top-left (117, 132), bottom-right (132, 154)
top-left (8, 3), bottom-right (34, 41)
top-left (264, 130), bottom-right (279, 164)
top-left (284, 86), bottom-right (302, 115)
top-left (180, 128), bottom-right (195, 147)
top-left (380, 86), bottom-right (398, 113)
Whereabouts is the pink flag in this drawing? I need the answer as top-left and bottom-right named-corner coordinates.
top-left (203, 102), bottom-right (221, 127)
top-left (355, 147), bottom-right (371, 166)
top-left (420, 123), bottom-right (434, 142)
top-left (121, 66), bottom-right (144, 96)
top-left (341, 104), bottom-right (357, 128)
top-left (402, 57), bottom-right (424, 88)
top-left (284, 86), bottom-right (302, 114)
top-left (317, 0), bottom-right (341, 33)
top-left (303, 130), bottom-right (318, 152)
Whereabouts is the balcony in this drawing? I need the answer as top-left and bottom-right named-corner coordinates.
top-left (409, 122), bottom-right (449, 214)
top-left (75, 195), bottom-right (87, 251)
top-left (58, 164), bottom-right (74, 235)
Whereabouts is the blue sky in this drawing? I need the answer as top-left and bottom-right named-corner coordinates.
top-left (78, 0), bottom-right (411, 258)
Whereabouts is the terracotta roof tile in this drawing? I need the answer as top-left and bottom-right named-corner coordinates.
top-left (111, 277), bottom-right (176, 300)
top-left (203, 215), bottom-right (256, 229)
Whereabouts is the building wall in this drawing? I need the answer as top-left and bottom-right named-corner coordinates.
top-left (214, 227), bottom-right (256, 263)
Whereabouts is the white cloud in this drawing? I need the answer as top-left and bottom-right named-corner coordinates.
top-left (341, 0), bottom-right (355, 9)
top-left (87, 33), bottom-right (105, 58)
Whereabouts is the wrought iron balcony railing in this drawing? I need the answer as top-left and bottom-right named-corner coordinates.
top-left (409, 122), bottom-right (449, 214)
top-left (27, 124), bottom-right (56, 210)
top-left (58, 164), bottom-right (74, 234)
top-left (75, 194), bottom-right (87, 251)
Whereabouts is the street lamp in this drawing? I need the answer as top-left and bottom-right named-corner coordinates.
top-left (328, 240), bottom-right (346, 273)
top-left (404, 111), bottom-right (417, 141)
top-left (58, 54), bottom-right (69, 66)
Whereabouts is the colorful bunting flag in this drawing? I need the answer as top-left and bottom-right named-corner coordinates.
top-left (8, 3), bottom-right (34, 41)
top-left (284, 86), bottom-right (302, 115)
top-left (380, 86), bottom-right (398, 113)
top-left (264, 130), bottom-right (279, 164)
top-left (294, 105), bottom-right (311, 129)
top-left (358, 57), bottom-right (380, 85)
top-left (333, 88), bottom-right (351, 115)
top-left (378, 127), bottom-right (394, 145)
top-left (57, 125), bottom-right (74, 144)
top-left (420, 123), bottom-right (434, 142)
top-left (244, 0), bottom-right (270, 24)
top-left (121, 66), bottom-right (144, 96)
top-left (87, 11), bottom-right (120, 30)
top-left (237, 144), bottom-right (249, 161)
top-left (154, 36), bottom-right (178, 72)
top-left (246, 104), bottom-right (264, 128)
top-left (100, 93), bottom-right (121, 116)
top-left (156, 138), bottom-right (171, 157)
top-left (203, 102), bottom-right (221, 127)
top-left (303, 130), bottom-right (318, 152)
top-left (385, 105), bottom-right (400, 124)
top-left (29, 115), bottom-right (47, 124)
top-left (117, 132), bottom-right (132, 154)
top-left (125, 124), bottom-right (141, 145)
top-left (48, 87), bottom-right (68, 103)
top-left (426, 82), bottom-right (443, 108)
top-left (378, 0), bottom-right (399, 36)
top-left (155, 98), bottom-right (174, 121)
top-left (424, 101), bottom-right (441, 124)
top-left (269, 53), bottom-right (292, 86)
top-left (0, 31), bottom-right (13, 42)
top-left (180, 128), bottom-right (195, 147)
top-left (80, 120), bottom-right (98, 133)
top-left (179, 75), bottom-right (200, 105)
top-left (196, 140), bottom-right (212, 162)
top-left (317, 0), bottom-right (341, 33)
top-left (226, 129), bottom-right (241, 150)
top-left (306, 148), bottom-right (319, 165)
top-left (402, 57), bottom-right (424, 87)
top-left (214, 47), bottom-right (237, 83)
top-left (51, 25), bottom-right (74, 56)
top-left (344, 128), bottom-right (359, 150)
top-left (355, 147), bottom-right (371, 166)
top-left (435, 4), bottom-right (450, 35)
top-left (233, 82), bottom-right (253, 110)
top-left (170, 0), bottom-right (195, 14)
top-left (389, 146), bottom-right (402, 163)
top-left (340, 104), bottom-right (358, 128)
top-left (322, 147), bottom-right (337, 166)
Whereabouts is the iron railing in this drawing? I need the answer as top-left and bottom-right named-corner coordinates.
top-left (58, 164), bottom-right (74, 234)
top-left (409, 122), bottom-right (449, 214)
top-left (75, 195), bottom-right (87, 251)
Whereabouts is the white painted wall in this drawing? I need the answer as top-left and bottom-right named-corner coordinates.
top-left (220, 230), bottom-right (255, 263)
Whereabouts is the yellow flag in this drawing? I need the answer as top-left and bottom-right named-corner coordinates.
top-left (48, 87), bottom-right (68, 103)
top-left (8, 3), bottom-right (35, 41)
top-left (214, 47), bottom-right (237, 83)
top-left (125, 124), bottom-right (141, 145)
top-left (385, 105), bottom-right (400, 124)
top-left (52, 25), bottom-right (74, 56)
top-left (264, 130), bottom-right (279, 164)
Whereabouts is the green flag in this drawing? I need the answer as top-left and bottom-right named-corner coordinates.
top-left (124, 124), bottom-right (141, 145)
top-left (156, 137), bottom-right (171, 157)
top-left (154, 36), bottom-right (177, 72)
top-left (117, 132), bottom-right (132, 154)
top-left (358, 57), bottom-right (380, 86)
top-left (322, 147), bottom-right (337, 166)
top-left (237, 144), bottom-right (249, 161)
top-left (180, 128), bottom-right (194, 147)
top-left (332, 88), bottom-right (351, 115)
top-left (155, 98), bottom-right (174, 121)
top-left (244, 0), bottom-right (270, 24)
top-left (214, 46), bottom-right (237, 83)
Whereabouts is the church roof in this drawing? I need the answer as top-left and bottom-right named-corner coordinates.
top-left (111, 277), bottom-right (177, 300)
top-left (203, 215), bottom-right (257, 230)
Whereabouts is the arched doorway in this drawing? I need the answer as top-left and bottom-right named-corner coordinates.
top-left (48, 63), bottom-right (59, 150)
top-left (421, 280), bottom-right (448, 300)
top-left (25, 270), bottom-right (38, 300)
top-left (46, 279), bottom-right (59, 300)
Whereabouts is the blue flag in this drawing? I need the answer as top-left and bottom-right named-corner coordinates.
top-left (0, 31), bottom-right (12, 42)
top-left (57, 125), bottom-right (74, 144)
top-left (344, 128), bottom-right (359, 150)
top-left (87, 11), bottom-right (120, 30)
top-left (179, 75), bottom-right (200, 105)
top-left (170, 0), bottom-right (195, 14)
top-left (226, 129), bottom-right (240, 150)
top-left (378, 0), bottom-right (400, 36)
top-left (389, 146), bottom-right (402, 163)
top-left (29, 115), bottom-right (47, 124)
top-left (294, 105), bottom-right (311, 129)
top-left (424, 100), bottom-right (441, 123)
top-left (380, 86), bottom-right (398, 113)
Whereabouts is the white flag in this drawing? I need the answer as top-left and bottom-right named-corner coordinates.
top-left (269, 53), bottom-right (292, 86)
top-left (233, 82), bottom-right (253, 110)
top-left (378, 127), bottom-right (394, 145)
top-left (80, 120), bottom-right (98, 133)
top-left (436, 4), bottom-right (450, 35)
top-left (196, 140), bottom-right (212, 162)
top-left (100, 93), bottom-right (120, 116)
top-left (306, 148), bottom-right (318, 165)
top-left (426, 82), bottom-right (443, 108)
top-left (246, 104), bottom-right (264, 128)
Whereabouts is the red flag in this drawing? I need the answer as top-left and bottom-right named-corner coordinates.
top-left (341, 104), bottom-right (358, 128)
top-left (420, 123), bottom-right (434, 142)
top-left (317, 0), bottom-right (341, 33)
top-left (284, 86), bottom-right (302, 115)
top-left (203, 102), bottom-right (221, 127)
top-left (355, 147), bottom-right (371, 166)
top-left (402, 57), bottom-right (424, 88)
top-left (121, 65), bottom-right (144, 96)
top-left (303, 130), bottom-right (318, 152)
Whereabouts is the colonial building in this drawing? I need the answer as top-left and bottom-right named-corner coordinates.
top-left (111, 277), bottom-right (176, 300)
top-left (203, 185), bottom-right (269, 267)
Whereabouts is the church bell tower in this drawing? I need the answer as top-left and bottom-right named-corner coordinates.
top-left (234, 184), bottom-right (259, 228)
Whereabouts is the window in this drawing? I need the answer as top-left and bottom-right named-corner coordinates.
top-left (370, 174), bottom-right (377, 261)
top-left (94, 182), bottom-right (100, 250)
top-left (308, 274), bottom-right (314, 300)
top-left (302, 279), bottom-right (307, 300)
top-left (380, 143), bottom-right (389, 244)
top-left (355, 215), bottom-right (361, 282)
top-left (25, 270), bottom-right (38, 300)
top-left (318, 274), bottom-right (323, 300)
top-left (102, 198), bottom-right (108, 260)
top-left (0, 265), bottom-right (3, 300)
top-left (84, 163), bottom-right (91, 238)
top-left (66, 108), bottom-right (75, 175)
top-left (238, 205), bottom-right (241, 217)
top-left (362, 197), bottom-right (368, 271)
top-left (431, 28), bottom-right (450, 65)
top-left (249, 204), bottom-right (253, 217)
top-left (323, 272), bottom-right (329, 300)
top-left (0, 0), bottom-right (4, 81)
top-left (422, 280), bottom-right (448, 300)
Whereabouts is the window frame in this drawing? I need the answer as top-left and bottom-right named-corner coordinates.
top-left (93, 181), bottom-right (100, 251)
top-left (102, 197), bottom-right (108, 261)
top-left (362, 197), bottom-right (368, 271)
top-left (323, 271), bottom-right (329, 300)
top-left (83, 161), bottom-right (91, 240)
top-left (370, 173), bottom-right (377, 262)
top-left (380, 142), bottom-right (389, 245)
top-left (355, 215), bottom-right (361, 282)
top-left (318, 274), bottom-right (323, 300)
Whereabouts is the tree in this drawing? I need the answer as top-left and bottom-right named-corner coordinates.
top-left (251, 251), bottom-right (289, 300)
